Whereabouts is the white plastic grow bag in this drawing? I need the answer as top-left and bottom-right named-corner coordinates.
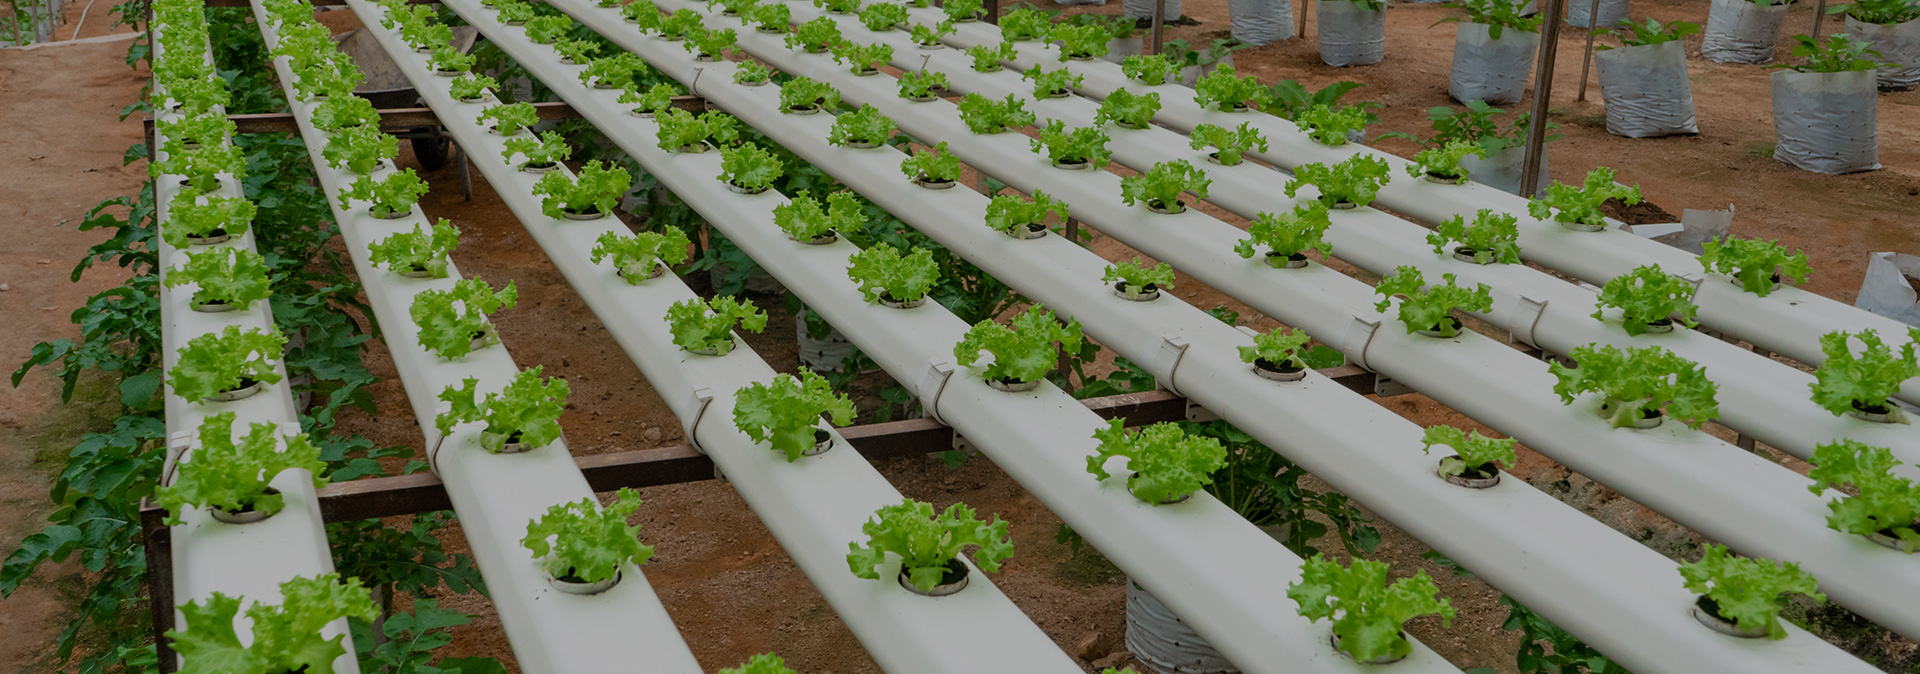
top-left (1126, 581), bottom-right (1238, 674)
top-left (1857, 252), bottom-right (1920, 328)
top-left (1229, 0), bottom-right (1295, 46)
top-left (1770, 69), bottom-right (1880, 174)
top-left (1449, 23), bottom-right (1537, 104)
top-left (1316, 0), bottom-right (1386, 66)
top-left (796, 314), bottom-right (855, 371)
top-left (1102, 35), bottom-right (1144, 64)
top-left (1846, 16), bottom-right (1920, 90)
top-left (1566, 0), bottom-right (1629, 29)
top-left (1701, 0), bottom-right (1789, 64)
top-left (1595, 40), bottom-right (1698, 137)
top-left (1459, 144), bottom-right (1548, 196)
top-left (1124, 0), bottom-right (1182, 20)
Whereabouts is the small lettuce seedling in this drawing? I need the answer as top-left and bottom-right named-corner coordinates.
top-left (779, 76), bottom-right (842, 113)
top-left (339, 168), bottom-right (429, 219)
top-left (1373, 266), bottom-right (1494, 337)
top-left (1810, 328), bottom-right (1920, 423)
top-left (1292, 104), bottom-right (1371, 146)
top-left (966, 41), bottom-right (1018, 72)
top-left (898, 70), bottom-right (950, 100)
top-left (410, 277), bottom-right (519, 360)
top-left (1285, 155), bottom-right (1392, 209)
top-left (1030, 120), bottom-right (1112, 169)
top-left (1087, 420), bottom-right (1226, 504)
top-left (311, 92), bottom-right (380, 133)
top-left (1550, 343), bottom-right (1720, 429)
top-left (1022, 64), bottom-right (1084, 98)
top-left (166, 574), bottom-right (376, 674)
top-left (173, 326), bottom-right (287, 403)
top-left (654, 108), bottom-right (741, 152)
top-left (321, 123), bottom-right (397, 175)
top-left (1190, 122), bottom-right (1267, 166)
top-left (1699, 236), bottom-right (1811, 297)
top-left (429, 43), bottom-right (475, 74)
top-left (954, 305), bottom-right (1085, 385)
top-left (1427, 209), bottom-right (1521, 265)
top-left (164, 191), bottom-right (256, 247)
top-left (734, 368), bottom-right (856, 461)
top-left (1527, 167), bottom-right (1641, 230)
top-left (450, 73), bottom-right (499, 102)
top-left (436, 366), bottom-right (570, 453)
top-left (944, 0), bottom-right (985, 21)
top-left (1808, 439), bottom-right (1920, 551)
top-left (1122, 53), bottom-right (1179, 85)
top-left (369, 219), bottom-right (459, 279)
top-left (659, 9), bottom-right (706, 39)
top-left (984, 189), bottom-right (1070, 236)
top-left (774, 191), bottom-right (862, 241)
top-left (734, 61), bottom-right (772, 86)
top-left (1095, 88), bottom-right (1161, 129)
top-left (1053, 23), bottom-right (1112, 60)
top-left (745, 2), bottom-right (791, 32)
top-left (957, 93), bottom-right (1036, 134)
top-left (502, 130), bottom-right (573, 170)
top-left (1120, 160), bottom-right (1210, 213)
top-left (787, 16), bottom-right (843, 52)
top-left (719, 144), bottom-right (785, 193)
top-left (832, 41), bottom-right (894, 75)
top-left (848, 243), bottom-right (940, 304)
top-left (592, 228), bottom-right (692, 283)
top-left (1235, 201), bottom-right (1333, 265)
top-left (1195, 65), bottom-right (1271, 112)
top-left (1421, 425), bottom-right (1515, 479)
top-left (533, 161), bottom-right (631, 219)
top-left (156, 412), bottom-right (325, 524)
top-left (522, 487), bottom-right (653, 584)
top-left (1593, 266), bottom-right (1701, 336)
top-left (478, 101), bottom-right (539, 136)
top-left (580, 53), bottom-right (649, 89)
top-left (1406, 138), bottom-right (1488, 182)
top-left (1102, 258), bottom-right (1175, 297)
top-left (152, 143), bottom-right (245, 194)
top-left (1288, 556), bottom-right (1455, 663)
top-left (858, 2), bottom-right (908, 30)
top-left (622, 81), bottom-right (683, 116)
top-left (999, 8), bottom-right (1053, 41)
top-left (622, 0), bottom-right (663, 29)
top-left (524, 15), bottom-right (576, 44)
top-left (719, 653), bottom-right (799, 674)
top-left (1238, 327), bottom-right (1313, 370)
top-left (1678, 544), bottom-right (1823, 640)
top-left (909, 20), bottom-right (956, 46)
top-left (901, 141), bottom-right (962, 185)
top-left (828, 105), bottom-right (897, 147)
top-left (667, 296), bottom-right (768, 354)
top-left (553, 39), bottom-right (602, 65)
top-left (165, 247), bottom-right (270, 310)
top-left (686, 27), bottom-right (738, 60)
top-left (847, 499), bottom-right (1014, 593)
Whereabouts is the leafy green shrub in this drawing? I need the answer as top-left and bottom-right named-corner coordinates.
top-left (1603, 18), bottom-right (1701, 49)
top-left (1023, 64), bottom-right (1085, 98)
top-left (686, 27), bottom-right (738, 60)
top-left (450, 73), bottom-right (499, 102)
top-left (311, 94), bottom-right (379, 132)
top-left (1289, 556), bottom-right (1454, 663)
top-left (734, 369), bottom-right (856, 460)
top-left (901, 142), bottom-right (962, 184)
top-left (1102, 258), bottom-right (1175, 296)
top-left (734, 61), bottom-right (772, 85)
top-left (1239, 327), bottom-right (1313, 370)
top-left (859, 2), bottom-right (908, 30)
top-left (833, 41), bottom-right (895, 75)
top-left (1837, 0), bottom-right (1920, 24)
top-left (1592, 265), bottom-right (1700, 335)
top-left (321, 123), bottom-right (397, 175)
top-left (339, 168), bottom-right (429, 219)
top-left (1285, 156), bottom-right (1392, 208)
top-left (1095, 88), bottom-right (1161, 129)
top-left (369, 219), bottom-right (460, 279)
top-left (829, 105), bottom-right (897, 147)
top-left (999, 8), bottom-right (1053, 41)
top-left (909, 19), bottom-right (956, 46)
top-left (410, 278), bottom-right (518, 360)
top-left (719, 654), bottom-right (799, 674)
top-left (967, 41), bottom-right (1018, 71)
top-left (622, 82), bottom-right (684, 115)
top-left (502, 130), bottom-right (573, 170)
top-left (779, 76), bottom-right (842, 112)
top-left (165, 247), bottom-right (270, 310)
top-left (1406, 138), bottom-right (1488, 182)
top-left (1234, 201), bottom-right (1333, 264)
top-left (1550, 343), bottom-right (1719, 428)
top-left (746, 2), bottom-right (791, 31)
top-left (436, 366), bottom-right (571, 452)
top-left (774, 191), bottom-right (861, 241)
top-left (592, 228), bottom-right (691, 283)
top-left (522, 488), bottom-right (653, 584)
top-left (1054, 23), bottom-right (1112, 60)
top-left (985, 189), bottom-right (1070, 236)
top-left (477, 101), bottom-right (539, 136)
top-left (156, 412), bottom-right (324, 523)
top-left (580, 53), bottom-right (650, 89)
top-left (1421, 425), bottom-right (1515, 478)
top-left (1373, 266), bottom-right (1493, 337)
top-left (1437, 0), bottom-right (1541, 37)
top-left (1808, 439), bottom-right (1920, 550)
top-left (957, 93), bottom-right (1036, 134)
top-left (1678, 545), bottom-right (1823, 640)
top-left (524, 15), bottom-right (575, 43)
top-left (1699, 236), bottom-right (1810, 297)
top-left (1293, 104), bottom-right (1371, 145)
top-left (533, 161), bottom-right (631, 218)
top-left (1030, 120), bottom-right (1112, 168)
top-left (847, 499), bottom-right (1014, 593)
top-left (719, 144), bottom-right (784, 193)
top-left (667, 296), bottom-right (768, 354)
top-left (164, 191), bottom-right (256, 247)
top-left (1810, 328), bottom-right (1920, 422)
top-left (1427, 209), bottom-right (1521, 264)
top-left (1527, 167), bottom-right (1640, 229)
top-left (899, 69), bottom-right (950, 100)
top-left (953, 305), bottom-right (1084, 384)
top-left (1087, 420), bottom-right (1226, 504)
top-left (167, 574), bottom-right (376, 673)
top-left (1190, 122), bottom-right (1267, 166)
top-left (1122, 53), bottom-right (1179, 85)
top-left (654, 108), bottom-right (741, 152)
top-left (787, 16), bottom-right (843, 52)
top-left (848, 244), bottom-right (940, 304)
top-left (1195, 65), bottom-right (1271, 111)
top-left (152, 143), bottom-right (245, 194)
top-left (1121, 160), bottom-right (1210, 213)
top-left (173, 326), bottom-right (287, 403)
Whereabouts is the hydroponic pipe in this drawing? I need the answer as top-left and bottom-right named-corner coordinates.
top-left (247, 5), bottom-right (706, 672)
top-left (925, 7), bottom-right (1920, 406)
top-left (345, 6), bottom-right (1092, 673)
top-left (648, 4), bottom-right (1920, 642)
top-left (151, 17), bottom-right (352, 672)
top-left (430, 4), bottom-right (1469, 672)
top-left (791, 11), bottom-right (1920, 468)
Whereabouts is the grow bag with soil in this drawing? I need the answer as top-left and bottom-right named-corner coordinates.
top-left (1596, 40), bottom-right (1699, 138)
top-left (1567, 0), bottom-right (1630, 29)
top-left (1846, 16), bottom-right (1920, 90)
top-left (796, 317), bottom-right (854, 372)
top-left (1125, 581), bottom-right (1238, 674)
top-left (1317, 0), bottom-right (1386, 66)
top-left (1458, 144), bottom-right (1549, 197)
top-left (1701, 0), bottom-right (1790, 64)
top-left (1123, 0), bottom-right (1182, 21)
top-left (1770, 69), bottom-right (1880, 174)
top-left (1449, 23), bottom-right (1538, 105)
top-left (1229, 0), bottom-right (1295, 46)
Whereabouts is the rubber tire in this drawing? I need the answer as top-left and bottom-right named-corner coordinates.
top-left (412, 135), bottom-right (451, 171)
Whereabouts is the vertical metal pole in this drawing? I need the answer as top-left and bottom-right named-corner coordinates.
top-left (1149, 0), bottom-right (1166, 55)
top-left (1574, 0), bottom-right (1602, 101)
top-left (1520, 0), bottom-right (1567, 197)
top-left (141, 502), bottom-right (177, 674)
top-left (1810, 0), bottom-right (1829, 40)
top-left (1298, 0), bottom-right (1310, 39)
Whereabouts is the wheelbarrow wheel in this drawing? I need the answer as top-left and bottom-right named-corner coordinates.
top-left (412, 135), bottom-right (452, 171)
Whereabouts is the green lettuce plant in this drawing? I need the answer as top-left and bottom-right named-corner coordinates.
top-left (173, 326), bottom-right (287, 403)
top-left (1190, 122), bottom-right (1267, 165)
top-left (321, 123), bottom-right (397, 175)
top-left (815, 0), bottom-right (860, 12)
top-left (522, 487), bottom-right (653, 584)
top-left (967, 41), bottom-right (1018, 71)
top-left (1808, 439), bottom-right (1920, 551)
top-left (623, 0), bottom-right (663, 29)
top-left (984, 189), bottom-right (1069, 236)
top-left (552, 39), bottom-right (602, 65)
top-left (1678, 545), bottom-right (1823, 640)
top-left (294, 55), bottom-right (365, 103)
top-left (428, 44), bottom-right (475, 74)
top-left (1406, 138), bottom-right (1488, 182)
top-left (163, 191), bottom-right (255, 247)
top-left (1810, 328), bottom-right (1920, 422)
top-left (779, 76), bottom-right (842, 112)
top-left (774, 191), bottom-right (861, 241)
top-left (1427, 209), bottom-right (1521, 264)
top-left (829, 105), bottom-right (897, 147)
top-left (166, 574), bottom-right (376, 674)
top-left (847, 499), bottom-right (1014, 593)
top-left (734, 368), bottom-right (856, 460)
top-left (533, 161), bottom-right (631, 218)
top-left (720, 653), bottom-right (799, 674)
top-left (746, 2), bottom-right (791, 31)
top-left (944, 0), bottom-right (985, 21)
top-left (1234, 201), bottom-right (1333, 264)
top-left (686, 27), bottom-right (738, 60)
top-left (1285, 156), bottom-right (1392, 208)
top-left (1527, 167), bottom-right (1641, 230)
top-left (1195, 65), bottom-right (1271, 111)
top-left (156, 412), bottom-right (325, 524)
top-left (1288, 556), bottom-right (1454, 663)
top-left (152, 143), bottom-right (245, 194)
top-left (410, 277), bottom-right (518, 360)
top-left (159, 74), bottom-right (232, 115)
top-left (667, 296), bottom-right (768, 354)
top-left (436, 366), bottom-right (571, 453)
top-left (957, 92), bottom-right (1036, 134)
top-left (734, 61), bottom-right (772, 86)
top-left (450, 73), bottom-right (499, 102)
top-left (1592, 265), bottom-right (1700, 335)
top-left (1421, 425), bottom-right (1515, 479)
top-left (580, 53), bottom-right (649, 89)
top-left (1023, 64), bottom-right (1084, 98)
top-left (660, 9), bottom-right (707, 40)
top-left (1550, 343), bottom-right (1720, 428)
top-left (859, 2), bottom-right (908, 30)
top-left (999, 8), bottom-right (1052, 41)
top-left (708, 0), bottom-right (758, 15)
top-left (719, 144), bottom-right (784, 193)
top-left (592, 228), bottom-right (691, 283)
top-left (1053, 23), bottom-right (1112, 60)
top-left (525, 15), bottom-right (575, 43)
top-left (339, 168), bottom-right (429, 219)
top-left (954, 305), bottom-right (1084, 384)
top-left (1373, 266), bottom-right (1494, 337)
top-left (654, 109), bottom-right (741, 152)
top-left (369, 219), bottom-right (460, 279)
top-left (502, 130), bottom-right (573, 170)
top-left (909, 19), bottom-right (956, 46)
top-left (1293, 104), bottom-right (1371, 145)
top-left (622, 81), bottom-right (684, 115)
top-left (788, 16), bottom-right (843, 52)
top-left (1030, 120), bottom-right (1112, 168)
top-left (1699, 236), bottom-right (1811, 297)
top-left (497, 0), bottom-right (539, 23)
top-left (158, 113), bottom-right (235, 151)
top-left (901, 141), bottom-right (961, 184)
top-left (1095, 88), bottom-right (1161, 129)
top-left (832, 41), bottom-right (894, 75)
top-left (1122, 53), bottom-right (1179, 85)
top-left (1102, 258), bottom-right (1175, 297)
top-left (1239, 327), bottom-right (1314, 370)
top-left (848, 243), bottom-right (940, 304)
top-left (478, 101), bottom-right (539, 136)
top-left (899, 70), bottom-right (950, 100)
top-left (165, 247), bottom-right (270, 310)
top-left (1087, 420), bottom-right (1226, 504)
top-left (1121, 160), bottom-right (1211, 213)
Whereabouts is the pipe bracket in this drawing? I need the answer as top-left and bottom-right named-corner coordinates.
top-left (916, 358), bottom-right (956, 425)
top-left (1150, 334), bottom-right (1192, 396)
top-left (682, 387), bottom-right (715, 454)
top-left (1506, 295), bottom-right (1549, 349)
top-left (1340, 316), bottom-right (1382, 372)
